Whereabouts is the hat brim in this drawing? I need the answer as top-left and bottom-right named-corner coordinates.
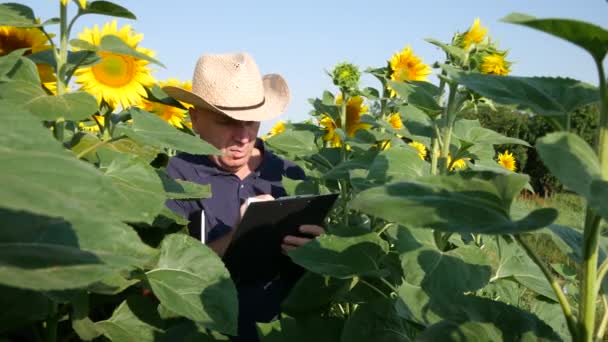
top-left (162, 74), bottom-right (289, 121)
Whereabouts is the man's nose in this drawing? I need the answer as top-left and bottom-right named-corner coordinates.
top-left (232, 123), bottom-right (252, 143)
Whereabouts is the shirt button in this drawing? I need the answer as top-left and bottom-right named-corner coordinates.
top-left (240, 184), bottom-right (244, 189)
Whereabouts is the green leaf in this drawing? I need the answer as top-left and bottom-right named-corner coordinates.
top-left (82, 1), bottom-right (137, 19)
top-left (425, 38), bottom-right (465, 63)
top-left (366, 144), bottom-right (430, 184)
top-left (536, 132), bottom-right (601, 200)
top-left (157, 170), bottom-right (211, 200)
top-left (288, 233), bottom-right (389, 279)
top-left (455, 74), bottom-right (599, 122)
top-left (388, 80), bottom-right (442, 118)
top-left (5, 56), bottom-right (40, 84)
top-left (162, 321), bottom-right (230, 342)
top-left (0, 285), bottom-right (52, 333)
top-left (502, 13), bottom-right (608, 62)
top-left (0, 3), bottom-right (37, 27)
top-left (102, 153), bottom-right (166, 224)
top-left (455, 126), bottom-right (531, 147)
top-left (257, 316), bottom-right (344, 342)
top-left (100, 35), bottom-right (164, 67)
top-left (96, 296), bottom-right (165, 342)
top-left (417, 321), bottom-right (503, 341)
top-left (0, 208), bottom-right (156, 290)
top-left (489, 236), bottom-right (557, 301)
top-left (266, 130), bottom-right (318, 157)
top-left (351, 172), bottom-right (557, 234)
top-left (0, 80), bottom-right (98, 121)
top-left (399, 242), bottom-right (492, 296)
top-left (71, 292), bottom-right (102, 341)
top-left (103, 137), bottom-right (161, 164)
top-left (116, 108), bottom-right (219, 155)
top-left (0, 48), bottom-right (28, 78)
top-left (341, 299), bottom-right (411, 342)
top-left (145, 234), bottom-right (238, 335)
top-left (282, 272), bottom-right (349, 315)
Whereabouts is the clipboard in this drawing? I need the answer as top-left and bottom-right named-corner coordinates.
top-left (222, 193), bottom-right (339, 283)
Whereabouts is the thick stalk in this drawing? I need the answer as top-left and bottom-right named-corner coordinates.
top-left (515, 235), bottom-right (578, 339)
top-left (56, 3), bottom-right (68, 95)
top-left (339, 92), bottom-right (349, 227)
top-left (579, 59), bottom-right (608, 342)
top-left (597, 296), bottom-right (608, 341)
top-left (46, 304), bottom-right (58, 342)
top-left (430, 135), bottom-right (439, 175)
top-left (439, 83), bottom-right (457, 174)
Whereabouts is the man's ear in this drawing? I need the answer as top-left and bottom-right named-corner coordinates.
top-left (188, 107), bottom-right (198, 132)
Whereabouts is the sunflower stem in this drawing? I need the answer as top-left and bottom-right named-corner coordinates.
top-left (514, 235), bottom-right (578, 339)
top-left (578, 58), bottom-right (608, 342)
top-left (439, 83), bottom-right (457, 174)
top-left (430, 133), bottom-right (439, 175)
top-left (56, 2), bottom-right (69, 96)
top-left (596, 295), bottom-right (608, 341)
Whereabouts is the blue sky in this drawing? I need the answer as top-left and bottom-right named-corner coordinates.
top-left (20, 0), bottom-right (608, 133)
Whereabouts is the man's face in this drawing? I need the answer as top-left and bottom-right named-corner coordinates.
top-left (189, 107), bottom-right (260, 172)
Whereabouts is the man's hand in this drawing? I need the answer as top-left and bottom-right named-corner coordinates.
top-left (281, 224), bottom-right (325, 254)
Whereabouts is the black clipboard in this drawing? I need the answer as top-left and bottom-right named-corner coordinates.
top-left (223, 193), bottom-right (339, 283)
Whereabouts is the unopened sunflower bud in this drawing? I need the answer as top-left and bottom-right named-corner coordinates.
top-left (330, 62), bottom-right (361, 94)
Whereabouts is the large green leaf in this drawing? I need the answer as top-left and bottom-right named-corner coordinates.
top-left (288, 233), bottom-right (389, 279)
top-left (399, 292), bottom-right (560, 341)
top-left (0, 285), bottom-right (52, 333)
top-left (257, 315), bottom-right (344, 342)
top-left (0, 3), bottom-right (37, 27)
top-left (96, 296), bottom-right (165, 342)
top-left (351, 172), bottom-right (557, 234)
top-left (388, 81), bottom-right (442, 118)
top-left (266, 130), bottom-right (318, 157)
top-left (281, 272), bottom-right (349, 315)
top-left (145, 234), bottom-right (238, 335)
top-left (454, 74), bottom-right (599, 123)
top-left (0, 80), bottom-right (98, 121)
top-left (502, 13), bottom-right (608, 62)
top-left (341, 299), bottom-right (411, 342)
top-left (366, 145), bottom-right (429, 184)
top-left (536, 132), bottom-right (601, 200)
top-left (161, 321), bottom-right (230, 342)
top-left (102, 153), bottom-right (166, 224)
top-left (426, 38), bottom-right (465, 64)
top-left (82, 1), bottom-right (136, 19)
top-left (0, 208), bottom-right (156, 290)
top-left (99, 35), bottom-right (164, 67)
top-left (157, 169), bottom-right (211, 200)
top-left (5, 56), bottom-right (40, 84)
top-left (489, 236), bottom-right (557, 301)
top-left (0, 49), bottom-right (27, 78)
top-left (454, 126), bottom-right (531, 147)
top-left (115, 108), bottom-right (219, 155)
top-left (400, 244), bottom-right (492, 297)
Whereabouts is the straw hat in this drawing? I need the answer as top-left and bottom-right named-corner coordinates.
top-left (162, 52), bottom-right (289, 121)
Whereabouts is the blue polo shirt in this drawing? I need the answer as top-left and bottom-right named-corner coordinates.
top-left (165, 139), bottom-right (305, 341)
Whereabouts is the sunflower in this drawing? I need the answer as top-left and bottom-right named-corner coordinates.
top-left (387, 113), bottom-right (403, 130)
top-left (60, 0), bottom-right (87, 8)
top-left (336, 94), bottom-right (371, 136)
top-left (461, 18), bottom-right (488, 49)
top-left (79, 115), bottom-right (105, 133)
top-left (408, 141), bottom-right (427, 160)
top-left (0, 26), bottom-right (55, 83)
top-left (141, 79), bottom-right (191, 128)
top-left (262, 120), bottom-right (286, 140)
top-left (74, 20), bottom-right (156, 109)
top-left (450, 157), bottom-right (468, 170)
top-left (388, 46), bottom-right (431, 97)
top-left (319, 115), bottom-right (342, 148)
top-left (480, 53), bottom-right (511, 76)
top-left (497, 150), bottom-right (516, 171)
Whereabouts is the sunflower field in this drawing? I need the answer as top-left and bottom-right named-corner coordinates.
top-left (1, 1), bottom-right (608, 342)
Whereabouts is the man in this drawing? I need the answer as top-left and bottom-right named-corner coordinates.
top-left (163, 52), bottom-right (324, 341)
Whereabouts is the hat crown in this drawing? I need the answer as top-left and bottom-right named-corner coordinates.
top-left (191, 53), bottom-right (265, 108)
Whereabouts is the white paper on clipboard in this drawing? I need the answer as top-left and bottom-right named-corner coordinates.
top-left (200, 210), bottom-right (206, 244)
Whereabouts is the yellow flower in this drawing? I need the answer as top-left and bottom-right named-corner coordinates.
top-left (60, 0), bottom-right (87, 8)
top-left (79, 115), bottom-right (104, 133)
top-left (141, 79), bottom-right (191, 128)
top-left (498, 150), bottom-right (516, 171)
top-left (462, 18), bottom-right (488, 49)
top-left (319, 115), bottom-right (342, 148)
top-left (0, 26), bottom-right (55, 83)
top-left (262, 120), bottom-right (286, 140)
top-left (388, 46), bottom-right (431, 97)
top-left (408, 141), bottom-right (427, 160)
top-left (451, 157), bottom-right (468, 170)
top-left (481, 53), bottom-right (511, 76)
top-left (335, 94), bottom-right (371, 137)
top-left (74, 20), bottom-right (156, 109)
top-left (387, 113), bottom-right (403, 130)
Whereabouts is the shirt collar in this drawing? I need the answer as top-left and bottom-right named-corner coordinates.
top-left (194, 138), bottom-right (270, 177)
